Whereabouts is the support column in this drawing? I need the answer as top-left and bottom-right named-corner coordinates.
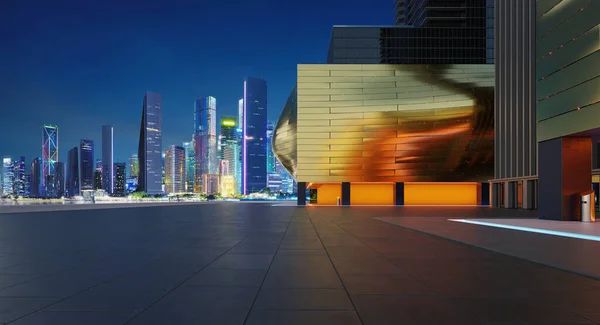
top-left (297, 182), bottom-right (306, 206)
top-left (480, 182), bottom-right (490, 206)
top-left (504, 181), bottom-right (517, 208)
top-left (539, 137), bottom-right (592, 221)
top-left (593, 182), bottom-right (599, 210)
top-left (523, 179), bottom-right (537, 210)
top-left (395, 182), bottom-right (404, 206)
top-left (491, 183), bottom-right (500, 207)
top-left (341, 182), bottom-right (350, 206)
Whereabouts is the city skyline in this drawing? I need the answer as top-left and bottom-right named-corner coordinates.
top-left (0, 0), bottom-right (391, 163)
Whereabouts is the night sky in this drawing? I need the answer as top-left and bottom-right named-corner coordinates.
top-left (0, 0), bottom-right (390, 165)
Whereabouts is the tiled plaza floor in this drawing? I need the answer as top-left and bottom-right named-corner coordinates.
top-left (0, 203), bottom-right (599, 324)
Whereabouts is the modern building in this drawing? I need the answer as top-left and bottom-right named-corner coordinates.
top-left (128, 154), bottom-right (139, 178)
top-left (273, 64), bottom-right (494, 206)
top-left (42, 124), bottom-right (58, 197)
top-left (102, 125), bottom-right (114, 194)
top-left (138, 91), bottom-right (163, 195)
top-left (54, 161), bottom-right (65, 198)
top-left (194, 96), bottom-right (217, 193)
top-left (242, 77), bottom-right (268, 194)
top-left (218, 159), bottom-right (235, 197)
top-left (96, 159), bottom-right (102, 171)
top-left (94, 170), bottom-right (102, 190)
top-left (164, 145), bottom-right (185, 194)
top-left (220, 116), bottom-right (238, 179)
top-left (2, 158), bottom-right (13, 196)
top-left (267, 172), bottom-right (282, 194)
top-left (182, 140), bottom-right (195, 192)
top-left (12, 157), bottom-right (26, 196)
top-left (492, 0), bottom-right (600, 221)
top-left (114, 162), bottom-right (126, 195)
top-left (80, 140), bottom-right (94, 191)
top-left (266, 120), bottom-right (275, 173)
top-left (67, 147), bottom-right (79, 197)
top-left (202, 174), bottom-right (220, 195)
top-left (237, 100), bottom-right (244, 194)
top-left (24, 174), bottom-right (31, 197)
top-left (30, 157), bottom-right (41, 198)
top-left (394, 0), bottom-right (492, 28)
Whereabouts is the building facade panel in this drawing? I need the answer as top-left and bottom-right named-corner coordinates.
top-left (138, 91), bottom-right (163, 195)
top-left (243, 78), bottom-right (268, 194)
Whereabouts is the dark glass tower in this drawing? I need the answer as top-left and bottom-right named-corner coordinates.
top-left (395, 0), bottom-right (489, 28)
top-left (242, 77), bottom-right (267, 194)
top-left (114, 162), bottom-right (126, 195)
top-left (54, 161), bottom-right (65, 198)
top-left (30, 157), bottom-right (41, 198)
top-left (138, 91), bottom-right (163, 195)
top-left (13, 157), bottom-right (26, 196)
top-left (80, 139), bottom-right (94, 191)
top-left (67, 147), bottom-right (79, 197)
top-left (102, 125), bottom-right (114, 194)
top-left (194, 97), bottom-right (217, 193)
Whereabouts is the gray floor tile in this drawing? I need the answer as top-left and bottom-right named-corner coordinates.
top-left (0, 274), bottom-right (41, 290)
top-left (245, 310), bottom-right (362, 325)
top-left (263, 268), bottom-right (343, 289)
top-left (253, 288), bottom-right (354, 310)
top-left (0, 297), bottom-right (59, 323)
top-left (331, 256), bottom-right (404, 275)
top-left (228, 244), bottom-right (279, 254)
top-left (185, 269), bottom-right (266, 287)
top-left (326, 246), bottom-right (380, 258)
top-left (9, 311), bottom-right (136, 325)
top-left (208, 254), bottom-right (274, 270)
top-left (0, 272), bottom-right (110, 298)
top-left (341, 274), bottom-right (431, 295)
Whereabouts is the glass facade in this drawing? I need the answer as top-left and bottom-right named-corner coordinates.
top-left (165, 145), bottom-right (185, 194)
top-left (194, 97), bottom-right (217, 192)
top-left (220, 116), bottom-right (238, 187)
top-left (266, 120), bottom-right (275, 173)
top-left (114, 162), bottom-right (126, 195)
top-left (102, 125), bottom-right (114, 194)
top-left (2, 158), bottom-right (13, 196)
top-left (80, 139), bottom-right (94, 191)
top-left (128, 154), bottom-right (139, 178)
top-left (30, 157), bottom-right (41, 197)
top-left (67, 147), bottom-right (79, 197)
top-left (13, 157), bottom-right (26, 196)
top-left (54, 161), bottom-right (65, 198)
top-left (182, 141), bottom-right (195, 192)
top-left (395, 0), bottom-right (491, 28)
top-left (138, 91), bottom-right (163, 195)
top-left (243, 77), bottom-right (268, 194)
top-left (42, 124), bottom-right (58, 197)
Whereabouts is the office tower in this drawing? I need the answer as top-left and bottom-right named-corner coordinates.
top-left (94, 170), bottom-right (102, 190)
top-left (101, 125), bottom-right (114, 194)
top-left (2, 158), bottom-right (13, 196)
top-left (194, 96), bottom-right (217, 193)
top-left (114, 162), bottom-right (126, 195)
top-left (80, 140), bottom-right (94, 191)
top-left (267, 172), bottom-right (282, 193)
top-left (220, 117), bottom-right (238, 177)
top-left (395, 0), bottom-right (490, 28)
top-left (30, 158), bottom-right (41, 198)
top-left (13, 157), bottom-right (26, 196)
top-left (96, 159), bottom-right (102, 171)
top-left (219, 160), bottom-right (235, 197)
top-left (202, 174), bottom-right (220, 195)
top-left (242, 77), bottom-right (267, 194)
top-left (24, 174), bottom-right (31, 197)
top-left (54, 162), bottom-right (65, 198)
top-left (266, 121), bottom-right (275, 173)
top-left (128, 154), bottom-right (139, 178)
top-left (182, 140), bottom-right (195, 192)
top-left (42, 124), bottom-right (58, 197)
top-left (67, 147), bottom-right (79, 197)
top-left (164, 145), bottom-right (185, 194)
top-left (138, 91), bottom-right (163, 195)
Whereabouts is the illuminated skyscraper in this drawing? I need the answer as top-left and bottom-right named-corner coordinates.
top-left (165, 145), bottom-right (185, 194)
top-left (242, 77), bottom-right (267, 194)
top-left (30, 158), bottom-right (41, 198)
top-left (13, 157), bottom-right (26, 196)
top-left (219, 160), bottom-right (235, 197)
top-left (67, 147), bottom-right (79, 197)
top-left (266, 120), bottom-right (275, 173)
top-left (80, 140), bottom-right (94, 191)
top-left (2, 158), bottom-right (13, 196)
top-left (24, 174), bottom-right (31, 197)
top-left (128, 154), bottom-right (139, 178)
top-left (54, 161), bottom-right (65, 198)
top-left (42, 124), bottom-right (58, 196)
top-left (102, 125), bottom-right (114, 194)
top-left (237, 99), bottom-right (244, 194)
top-left (114, 162), bottom-right (126, 195)
top-left (194, 96), bottom-right (217, 192)
top-left (138, 91), bottom-right (163, 195)
top-left (182, 140), bottom-right (195, 192)
top-left (220, 116), bottom-right (238, 178)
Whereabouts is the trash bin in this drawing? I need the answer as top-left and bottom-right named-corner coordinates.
top-left (580, 190), bottom-right (596, 222)
top-left (336, 197), bottom-right (341, 206)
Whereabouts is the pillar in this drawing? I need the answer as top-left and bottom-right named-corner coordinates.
top-left (480, 182), bottom-right (490, 206)
top-left (522, 179), bottom-right (537, 210)
top-left (538, 137), bottom-right (592, 221)
top-left (297, 182), bottom-right (306, 206)
top-left (504, 181), bottom-right (518, 208)
top-left (491, 183), bottom-right (501, 207)
top-left (341, 182), bottom-right (350, 206)
top-left (395, 182), bottom-right (404, 206)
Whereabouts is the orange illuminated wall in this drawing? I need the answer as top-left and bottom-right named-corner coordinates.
top-left (404, 183), bottom-right (478, 205)
top-left (350, 183), bottom-right (395, 205)
top-left (316, 184), bottom-right (342, 205)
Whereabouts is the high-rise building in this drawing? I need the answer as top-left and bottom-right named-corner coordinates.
top-left (138, 91), bottom-right (163, 195)
top-left (96, 159), bottom-right (102, 171)
top-left (102, 125), bottom-right (114, 194)
top-left (266, 120), bottom-right (275, 173)
top-left (2, 158), bottom-right (14, 196)
top-left (202, 174), bottom-right (220, 195)
top-left (220, 116), bottom-right (238, 176)
top-left (219, 160), bottom-right (235, 197)
top-left (42, 125), bottom-right (58, 197)
top-left (30, 158), bottom-right (41, 198)
top-left (114, 162), bottom-right (126, 195)
top-left (80, 140), bottom-right (94, 191)
top-left (67, 147), bottom-right (79, 197)
top-left (13, 157), bottom-right (26, 196)
top-left (128, 154), bottom-right (139, 178)
top-left (182, 140), bottom-right (195, 192)
top-left (242, 77), bottom-right (268, 194)
top-left (194, 96), bottom-right (217, 193)
top-left (53, 161), bottom-right (65, 198)
top-left (94, 170), bottom-right (102, 190)
top-left (267, 173), bottom-right (282, 194)
top-left (24, 174), bottom-right (31, 197)
top-left (164, 145), bottom-right (185, 194)
top-left (394, 0), bottom-right (491, 28)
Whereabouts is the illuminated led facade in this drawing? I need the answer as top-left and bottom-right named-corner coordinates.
top-left (80, 140), bottom-right (94, 191)
top-left (182, 141), bottom-right (194, 192)
top-left (138, 91), bottom-right (163, 195)
top-left (194, 97), bottom-right (217, 193)
top-left (128, 154), bottom-right (139, 178)
top-left (243, 77), bottom-right (268, 194)
top-left (42, 124), bottom-right (58, 197)
top-left (273, 64), bottom-right (494, 205)
top-left (67, 147), bottom-right (79, 197)
top-left (13, 157), bottom-right (26, 196)
top-left (165, 145), bottom-right (185, 194)
top-left (114, 162), bottom-right (126, 195)
top-left (220, 116), bottom-right (238, 181)
top-left (202, 174), bottom-right (220, 195)
top-left (266, 120), bottom-right (275, 173)
top-left (2, 158), bottom-right (13, 196)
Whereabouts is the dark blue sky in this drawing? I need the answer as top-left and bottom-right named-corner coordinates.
top-left (0, 0), bottom-right (391, 165)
